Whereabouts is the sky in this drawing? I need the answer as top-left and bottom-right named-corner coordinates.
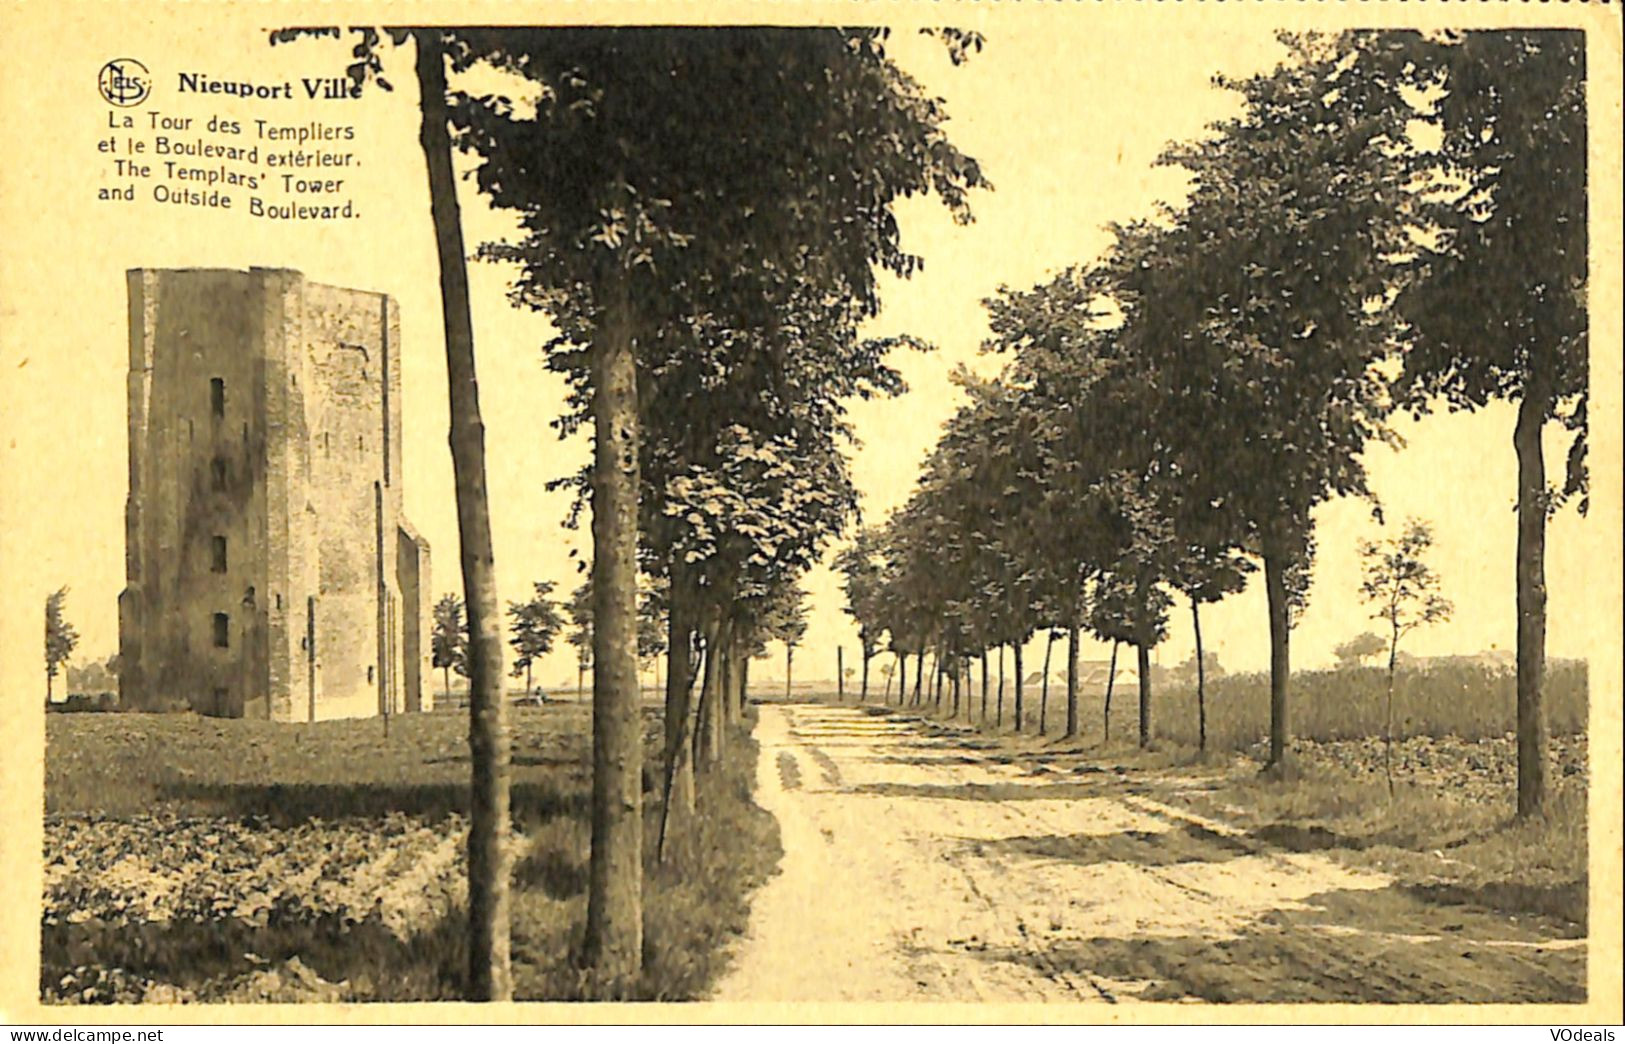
top-left (0, 7), bottom-right (1617, 700)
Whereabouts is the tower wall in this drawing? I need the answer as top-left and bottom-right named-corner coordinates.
top-left (120, 269), bottom-right (272, 717)
top-left (120, 268), bottom-right (423, 722)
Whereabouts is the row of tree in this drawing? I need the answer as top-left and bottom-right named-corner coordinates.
top-left (431, 581), bottom-right (668, 702)
top-left (837, 32), bottom-right (1584, 809)
top-left (271, 25), bottom-right (989, 997)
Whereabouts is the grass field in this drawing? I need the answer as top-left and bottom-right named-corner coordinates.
top-left (816, 659), bottom-right (1588, 749)
top-left (43, 704), bottom-right (780, 1003)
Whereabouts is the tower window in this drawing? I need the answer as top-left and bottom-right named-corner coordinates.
top-left (213, 612), bottom-right (230, 648)
top-left (211, 535), bottom-right (227, 572)
top-left (211, 458), bottom-right (227, 491)
top-left (210, 378), bottom-right (225, 418)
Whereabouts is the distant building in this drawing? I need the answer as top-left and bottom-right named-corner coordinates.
top-left (118, 268), bottom-right (430, 721)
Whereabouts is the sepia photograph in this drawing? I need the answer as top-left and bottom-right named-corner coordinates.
top-left (0, 0), bottom-right (1619, 1025)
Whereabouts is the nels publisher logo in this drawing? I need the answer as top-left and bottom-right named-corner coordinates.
top-left (99, 58), bottom-right (150, 107)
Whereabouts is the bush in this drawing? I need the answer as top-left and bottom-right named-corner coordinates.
top-left (49, 693), bottom-right (119, 713)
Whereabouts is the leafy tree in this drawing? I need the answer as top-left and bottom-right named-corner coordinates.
top-left (1335, 631), bottom-right (1388, 669)
top-left (507, 581), bottom-right (564, 701)
top-left (909, 369), bottom-right (1057, 730)
top-left (762, 582), bottom-right (810, 700)
top-left (1089, 579), bottom-right (1136, 744)
top-left (1391, 31), bottom-right (1586, 817)
top-left (1359, 519), bottom-right (1453, 792)
top-left (977, 308), bottom-right (1119, 738)
top-left (1169, 544), bottom-right (1251, 753)
top-left (457, 28), bottom-right (985, 976)
top-left (636, 585), bottom-right (668, 671)
top-left (835, 529), bottom-right (887, 701)
top-left (1120, 35), bottom-right (1411, 770)
top-left (566, 579), bottom-right (594, 701)
top-left (44, 587), bottom-right (79, 703)
top-left (1102, 480), bottom-right (1176, 749)
top-left (431, 593), bottom-right (469, 698)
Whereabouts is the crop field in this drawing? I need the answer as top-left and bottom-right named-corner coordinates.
top-left (1126, 661), bottom-right (1589, 751)
top-left (43, 705), bottom-right (780, 1003)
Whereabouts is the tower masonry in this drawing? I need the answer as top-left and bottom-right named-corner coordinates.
top-left (119, 268), bottom-right (431, 721)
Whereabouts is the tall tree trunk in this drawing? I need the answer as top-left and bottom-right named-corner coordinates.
top-left (996, 645), bottom-right (1005, 727)
top-left (582, 264), bottom-right (643, 980)
top-left (1013, 641), bottom-right (1025, 733)
top-left (740, 653), bottom-right (750, 713)
top-left (720, 620), bottom-right (737, 729)
top-left (1137, 642), bottom-right (1153, 749)
top-left (1514, 382), bottom-right (1549, 818)
top-left (950, 658), bottom-right (961, 718)
top-left (714, 630), bottom-right (730, 760)
top-left (861, 649), bottom-right (870, 703)
top-left (1065, 622), bottom-right (1080, 738)
top-left (1385, 625), bottom-right (1398, 797)
top-left (1262, 536), bottom-right (1292, 770)
top-left (660, 586), bottom-right (697, 848)
top-left (415, 31), bottom-right (509, 1001)
top-left (837, 646), bottom-right (844, 702)
top-left (1192, 598), bottom-right (1206, 754)
top-left (980, 649), bottom-right (989, 723)
top-left (1104, 640), bottom-right (1118, 744)
top-left (694, 621), bottom-right (720, 767)
top-left (1039, 632), bottom-right (1053, 736)
top-left (912, 650), bottom-right (924, 705)
top-left (785, 644), bottom-right (794, 701)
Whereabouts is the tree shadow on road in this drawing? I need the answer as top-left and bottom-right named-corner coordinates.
top-left (953, 821), bottom-right (1252, 868)
top-left (958, 884), bottom-right (1586, 1004)
top-left (841, 780), bottom-right (1136, 802)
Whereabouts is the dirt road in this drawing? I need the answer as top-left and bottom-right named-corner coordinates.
top-left (711, 704), bottom-right (1585, 1004)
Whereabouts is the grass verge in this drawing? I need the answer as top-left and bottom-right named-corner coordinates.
top-left (509, 707), bottom-right (782, 1001)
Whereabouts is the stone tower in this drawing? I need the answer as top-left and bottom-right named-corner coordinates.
top-left (118, 268), bottom-right (431, 721)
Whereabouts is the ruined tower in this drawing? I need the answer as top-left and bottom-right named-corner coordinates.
top-left (119, 268), bottom-right (431, 721)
